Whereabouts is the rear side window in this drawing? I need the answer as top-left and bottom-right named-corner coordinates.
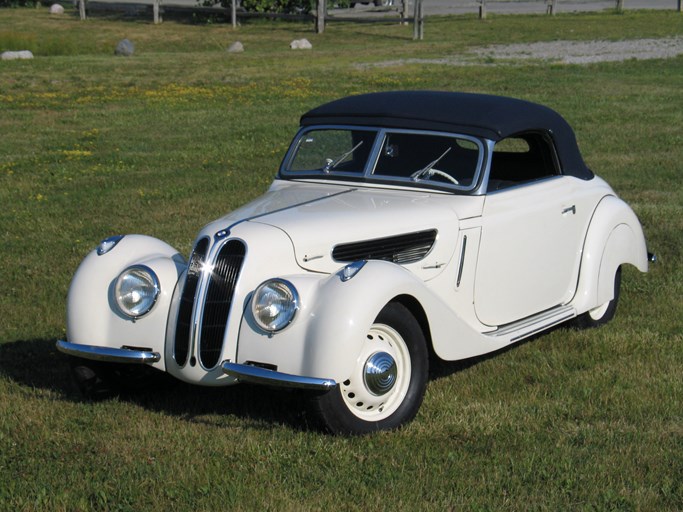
top-left (488, 132), bottom-right (559, 191)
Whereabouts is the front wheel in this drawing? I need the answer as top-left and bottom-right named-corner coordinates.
top-left (313, 302), bottom-right (428, 435)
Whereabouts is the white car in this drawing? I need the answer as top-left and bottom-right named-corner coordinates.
top-left (57, 91), bottom-right (651, 434)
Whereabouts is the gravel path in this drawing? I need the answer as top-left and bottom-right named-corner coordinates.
top-left (470, 37), bottom-right (683, 64)
top-left (361, 37), bottom-right (683, 67)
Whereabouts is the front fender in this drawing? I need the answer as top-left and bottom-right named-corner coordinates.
top-left (66, 235), bottom-right (186, 371)
top-left (235, 260), bottom-right (490, 382)
top-left (573, 195), bottom-right (648, 314)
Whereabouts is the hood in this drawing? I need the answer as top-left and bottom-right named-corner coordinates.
top-left (203, 180), bottom-right (483, 276)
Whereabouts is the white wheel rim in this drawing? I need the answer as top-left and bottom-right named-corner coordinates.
top-left (340, 323), bottom-right (411, 421)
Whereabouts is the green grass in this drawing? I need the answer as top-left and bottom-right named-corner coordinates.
top-left (1, 6), bottom-right (682, 511)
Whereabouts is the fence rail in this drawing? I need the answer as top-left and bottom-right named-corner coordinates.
top-left (79, 0), bottom-right (683, 38)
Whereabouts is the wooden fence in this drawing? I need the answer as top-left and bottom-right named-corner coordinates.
top-left (79, 0), bottom-right (683, 39)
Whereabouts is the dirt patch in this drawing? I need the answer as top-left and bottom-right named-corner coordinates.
top-left (360, 37), bottom-right (683, 68)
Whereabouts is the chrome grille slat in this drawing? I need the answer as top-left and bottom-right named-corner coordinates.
top-left (198, 240), bottom-right (246, 369)
top-left (173, 237), bottom-right (209, 366)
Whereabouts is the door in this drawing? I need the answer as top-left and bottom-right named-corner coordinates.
top-left (474, 176), bottom-right (596, 326)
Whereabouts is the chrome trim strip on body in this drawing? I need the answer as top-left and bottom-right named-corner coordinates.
top-left (56, 340), bottom-right (160, 364)
top-left (487, 305), bottom-right (576, 342)
top-left (216, 188), bottom-right (357, 240)
top-left (456, 234), bottom-right (467, 288)
top-left (221, 362), bottom-right (337, 391)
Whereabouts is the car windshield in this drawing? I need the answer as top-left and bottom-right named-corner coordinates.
top-left (286, 129), bottom-right (376, 174)
top-left (282, 127), bottom-right (483, 191)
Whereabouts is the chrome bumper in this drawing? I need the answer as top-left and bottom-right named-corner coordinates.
top-left (221, 361), bottom-right (336, 391)
top-left (56, 340), bottom-right (161, 364)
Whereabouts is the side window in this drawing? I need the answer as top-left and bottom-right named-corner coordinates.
top-left (488, 132), bottom-right (559, 191)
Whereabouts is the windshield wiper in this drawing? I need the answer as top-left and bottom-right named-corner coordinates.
top-left (323, 141), bottom-right (364, 173)
top-left (410, 147), bottom-right (452, 181)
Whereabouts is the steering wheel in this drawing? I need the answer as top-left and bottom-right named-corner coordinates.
top-left (429, 169), bottom-right (459, 185)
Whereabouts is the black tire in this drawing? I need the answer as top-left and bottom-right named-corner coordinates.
top-left (68, 356), bottom-right (167, 400)
top-left (572, 267), bottom-right (622, 329)
top-left (312, 302), bottom-right (428, 435)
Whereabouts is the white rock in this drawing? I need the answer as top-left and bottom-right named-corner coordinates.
top-left (50, 4), bottom-right (65, 14)
top-left (1, 51), bottom-right (34, 61)
top-left (115, 39), bottom-right (135, 57)
top-left (290, 38), bottom-right (312, 50)
top-left (227, 41), bottom-right (244, 53)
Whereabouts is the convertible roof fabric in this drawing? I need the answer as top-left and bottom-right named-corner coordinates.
top-left (301, 91), bottom-right (593, 180)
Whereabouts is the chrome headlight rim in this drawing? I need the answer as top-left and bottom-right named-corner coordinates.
top-left (251, 278), bottom-right (299, 333)
top-left (114, 264), bottom-right (160, 319)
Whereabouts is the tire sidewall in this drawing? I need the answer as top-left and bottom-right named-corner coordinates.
top-left (315, 302), bottom-right (428, 435)
top-left (573, 267), bottom-right (622, 329)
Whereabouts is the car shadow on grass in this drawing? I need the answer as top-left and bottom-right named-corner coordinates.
top-left (0, 338), bottom-right (319, 432)
top-left (0, 331), bottom-right (563, 432)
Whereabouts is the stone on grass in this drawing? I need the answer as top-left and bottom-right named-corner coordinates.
top-left (290, 38), bottom-right (312, 50)
top-left (1, 51), bottom-right (34, 61)
top-left (227, 41), bottom-right (244, 53)
top-left (115, 39), bottom-right (135, 57)
top-left (50, 4), bottom-right (65, 14)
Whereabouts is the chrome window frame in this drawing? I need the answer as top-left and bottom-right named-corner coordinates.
top-left (279, 125), bottom-right (486, 194)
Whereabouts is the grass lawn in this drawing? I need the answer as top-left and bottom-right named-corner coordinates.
top-left (1, 6), bottom-right (682, 511)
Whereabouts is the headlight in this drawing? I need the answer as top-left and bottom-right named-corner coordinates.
top-left (114, 265), bottom-right (160, 319)
top-left (251, 279), bottom-right (299, 333)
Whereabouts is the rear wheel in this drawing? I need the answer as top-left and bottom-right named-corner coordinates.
top-left (573, 267), bottom-right (622, 329)
top-left (313, 302), bottom-right (428, 435)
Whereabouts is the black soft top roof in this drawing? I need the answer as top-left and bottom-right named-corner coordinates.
top-left (301, 91), bottom-right (593, 179)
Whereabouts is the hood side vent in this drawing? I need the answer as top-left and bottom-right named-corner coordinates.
top-left (332, 229), bottom-right (437, 265)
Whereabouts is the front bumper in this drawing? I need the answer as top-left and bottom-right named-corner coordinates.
top-left (56, 340), bottom-right (160, 364)
top-left (221, 361), bottom-right (336, 391)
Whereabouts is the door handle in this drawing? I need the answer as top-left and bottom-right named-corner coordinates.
top-left (562, 205), bottom-right (576, 215)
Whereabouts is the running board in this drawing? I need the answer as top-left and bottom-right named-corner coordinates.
top-left (486, 305), bottom-right (576, 343)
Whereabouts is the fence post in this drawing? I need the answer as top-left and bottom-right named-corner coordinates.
top-left (479, 0), bottom-right (486, 20)
top-left (78, 0), bottom-right (86, 20)
top-left (153, 0), bottom-right (161, 24)
top-left (231, 0), bottom-right (237, 28)
top-left (316, 0), bottom-right (325, 34)
top-left (546, 0), bottom-right (556, 15)
top-left (615, 0), bottom-right (623, 12)
top-left (678, 0), bottom-right (681, 12)
top-left (412, 0), bottom-right (423, 40)
top-left (400, 0), bottom-right (409, 25)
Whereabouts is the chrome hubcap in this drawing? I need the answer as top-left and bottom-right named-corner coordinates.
top-left (363, 352), bottom-right (397, 396)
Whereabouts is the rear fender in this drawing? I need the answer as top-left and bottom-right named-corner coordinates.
top-left (573, 196), bottom-right (648, 313)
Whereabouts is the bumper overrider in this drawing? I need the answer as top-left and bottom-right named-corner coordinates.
top-left (56, 340), bottom-right (337, 392)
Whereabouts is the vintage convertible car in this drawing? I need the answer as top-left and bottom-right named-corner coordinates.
top-left (57, 91), bottom-right (650, 434)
